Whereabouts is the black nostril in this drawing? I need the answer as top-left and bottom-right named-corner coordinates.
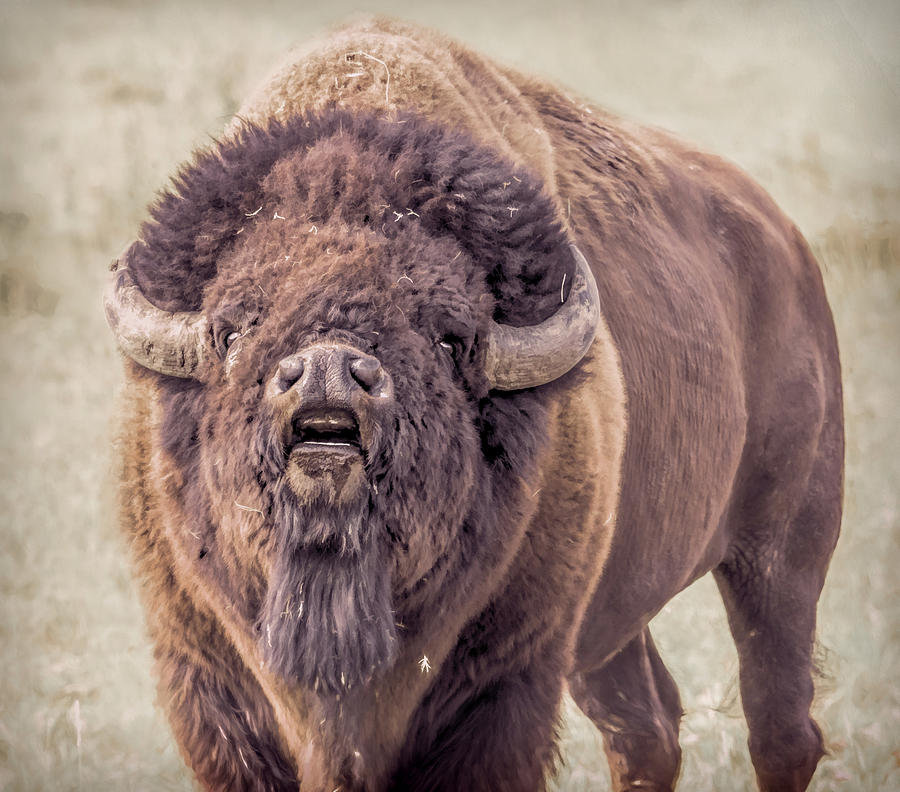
top-left (277, 355), bottom-right (305, 390)
top-left (349, 356), bottom-right (383, 390)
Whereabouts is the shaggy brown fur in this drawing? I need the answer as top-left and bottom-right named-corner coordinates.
top-left (112, 17), bottom-right (842, 792)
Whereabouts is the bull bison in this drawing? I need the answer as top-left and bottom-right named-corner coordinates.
top-left (104, 17), bottom-right (843, 792)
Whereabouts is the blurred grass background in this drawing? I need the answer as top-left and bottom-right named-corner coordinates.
top-left (0, 0), bottom-right (897, 789)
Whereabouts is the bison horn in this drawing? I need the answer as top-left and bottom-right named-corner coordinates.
top-left (104, 249), bottom-right (209, 378)
top-left (483, 244), bottom-right (601, 390)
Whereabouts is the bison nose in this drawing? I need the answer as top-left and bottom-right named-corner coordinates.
top-left (276, 354), bottom-right (305, 390)
top-left (270, 344), bottom-right (393, 400)
top-left (349, 356), bottom-right (383, 390)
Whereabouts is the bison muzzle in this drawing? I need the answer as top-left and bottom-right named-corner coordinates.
top-left (105, 18), bottom-right (843, 792)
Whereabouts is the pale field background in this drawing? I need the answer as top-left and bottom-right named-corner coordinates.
top-left (0, 0), bottom-right (898, 790)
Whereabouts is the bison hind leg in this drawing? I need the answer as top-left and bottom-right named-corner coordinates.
top-left (715, 390), bottom-right (842, 792)
top-left (569, 628), bottom-right (683, 791)
top-left (714, 553), bottom-right (828, 792)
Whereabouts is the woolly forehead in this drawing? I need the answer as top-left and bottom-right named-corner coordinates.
top-left (259, 134), bottom-right (429, 224)
top-left (131, 109), bottom-right (570, 324)
top-left (202, 132), bottom-right (546, 331)
top-left (206, 220), bottom-right (489, 346)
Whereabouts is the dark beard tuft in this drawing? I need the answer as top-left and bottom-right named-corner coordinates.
top-left (258, 484), bottom-right (398, 694)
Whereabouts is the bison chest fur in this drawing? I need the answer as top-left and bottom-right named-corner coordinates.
top-left (107, 18), bottom-right (842, 792)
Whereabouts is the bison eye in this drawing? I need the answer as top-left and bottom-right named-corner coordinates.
top-left (437, 335), bottom-right (467, 361)
top-left (215, 328), bottom-right (242, 358)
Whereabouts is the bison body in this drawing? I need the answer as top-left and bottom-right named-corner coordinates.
top-left (107, 18), bottom-right (842, 792)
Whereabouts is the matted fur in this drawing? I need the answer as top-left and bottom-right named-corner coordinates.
top-left (112, 17), bottom-right (843, 792)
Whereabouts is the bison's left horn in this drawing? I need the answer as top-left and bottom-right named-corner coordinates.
top-left (104, 250), bottom-right (209, 378)
top-left (483, 244), bottom-right (600, 390)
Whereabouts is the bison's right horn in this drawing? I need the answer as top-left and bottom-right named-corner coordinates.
top-left (104, 250), bottom-right (209, 378)
top-left (482, 244), bottom-right (601, 390)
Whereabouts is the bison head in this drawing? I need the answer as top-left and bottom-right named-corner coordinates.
top-left (105, 110), bottom-right (599, 694)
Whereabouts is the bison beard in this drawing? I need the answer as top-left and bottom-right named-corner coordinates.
top-left (256, 421), bottom-right (398, 694)
top-left (260, 503), bottom-right (398, 695)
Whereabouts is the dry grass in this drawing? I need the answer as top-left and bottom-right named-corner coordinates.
top-left (1, 1), bottom-right (897, 790)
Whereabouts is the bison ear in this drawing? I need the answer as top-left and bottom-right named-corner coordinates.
top-left (104, 243), bottom-right (211, 379)
top-left (481, 244), bottom-right (600, 390)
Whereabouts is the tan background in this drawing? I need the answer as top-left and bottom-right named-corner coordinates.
top-left (1, 0), bottom-right (897, 789)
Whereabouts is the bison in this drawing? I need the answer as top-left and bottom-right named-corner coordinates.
top-left (104, 18), bottom-right (843, 792)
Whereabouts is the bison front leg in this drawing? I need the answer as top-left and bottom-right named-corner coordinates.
top-left (392, 668), bottom-right (565, 792)
top-left (155, 645), bottom-right (300, 792)
top-left (569, 628), bottom-right (683, 791)
top-left (150, 600), bottom-right (300, 792)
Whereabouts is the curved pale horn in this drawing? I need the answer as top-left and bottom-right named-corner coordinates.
top-left (483, 244), bottom-right (601, 390)
top-left (104, 254), bottom-right (209, 378)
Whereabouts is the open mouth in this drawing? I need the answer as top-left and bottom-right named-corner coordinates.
top-left (289, 408), bottom-right (362, 455)
top-left (282, 406), bottom-right (369, 504)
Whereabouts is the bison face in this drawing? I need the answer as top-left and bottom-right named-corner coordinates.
top-left (198, 224), bottom-right (490, 691)
top-left (105, 110), bottom-right (600, 694)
